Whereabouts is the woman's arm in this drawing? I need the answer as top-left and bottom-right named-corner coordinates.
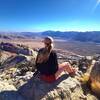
top-left (50, 51), bottom-right (58, 74)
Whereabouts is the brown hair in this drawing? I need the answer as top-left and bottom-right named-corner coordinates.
top-left (36, 36), bottom-right (54, 63)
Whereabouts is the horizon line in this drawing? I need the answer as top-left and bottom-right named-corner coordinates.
top-left (0, 30), bottom-right (100, 33)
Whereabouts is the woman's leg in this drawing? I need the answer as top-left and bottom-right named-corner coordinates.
top-left (55, 62), bottom-right (77, 78)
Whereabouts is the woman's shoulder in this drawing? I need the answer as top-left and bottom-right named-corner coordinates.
top-left (51, 50), bottom-right (57, 55)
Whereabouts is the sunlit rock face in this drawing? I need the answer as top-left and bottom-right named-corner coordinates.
top-left (90, 61), bottom-right (100, 96)
top-left (18, 75), bottom-right (85, 100)
top-left (0, 42), bottom-right (37, 56)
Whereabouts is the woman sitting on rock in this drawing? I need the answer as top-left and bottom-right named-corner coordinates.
top-left (35, 36), bottom-right (77, 83)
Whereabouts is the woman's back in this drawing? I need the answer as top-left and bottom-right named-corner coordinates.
top-left (36, 49), bottom-right (58, 75)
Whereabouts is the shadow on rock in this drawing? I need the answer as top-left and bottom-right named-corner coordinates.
top-left (18, 74), bottom-right (70, 100)
top-left (0, 91), bottom-right (25, 100)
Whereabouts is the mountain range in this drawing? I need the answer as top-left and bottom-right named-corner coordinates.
top-left (41, 31), bottom-right (100, 43)
top-left (0, 31), bottom-right (100, 43)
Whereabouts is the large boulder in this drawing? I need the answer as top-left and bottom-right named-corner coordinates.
top-left (90, 61), bottom-right (100, 97)
top-left (0, 42), bottom-right (37, 56)
top-left (18, 73), bottom-right (87, 100)
top-left (0, 50), bottom-right (15, 65)
top-left (0, 53), bottom-right (37, 70)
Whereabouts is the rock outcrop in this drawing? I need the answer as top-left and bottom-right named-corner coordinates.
top-left (0, 45), bottom-right (99, 100)
top-left (0, 73), bottom-right (98, 100)
top-left (0, 42), bottom-right (36, 56)
top-left (18, 74), bottom-right (84, 100)
top-left (90, 61), bottom-right (100, 97)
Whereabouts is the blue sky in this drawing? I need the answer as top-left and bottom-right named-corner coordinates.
top-left (0, 0), bottom-right (100, 32)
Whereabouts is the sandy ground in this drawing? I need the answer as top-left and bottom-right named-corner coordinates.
top-left (0, 38), bottom-right (100, 56)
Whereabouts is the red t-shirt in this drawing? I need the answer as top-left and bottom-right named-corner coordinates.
top-left (40, 74), bottom-right (56, 83)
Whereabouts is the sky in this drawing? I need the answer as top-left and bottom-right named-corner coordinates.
top-left (0, 0), bottom-right (100, 32)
